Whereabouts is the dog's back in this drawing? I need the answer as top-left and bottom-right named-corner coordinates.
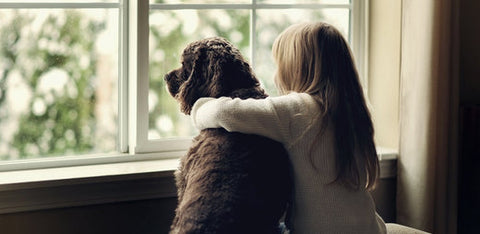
top-left (171, 93), bottom-right (291, 234)
top-left (166, 37), bottom-right (292, 234)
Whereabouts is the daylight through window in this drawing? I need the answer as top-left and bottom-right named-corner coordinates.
top-left (0, 1), bottom-right (119, 161)
top-left (0, 0), bottom-right (359, 165)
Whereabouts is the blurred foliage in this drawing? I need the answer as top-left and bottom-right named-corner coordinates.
top-left (0, 10), bottom-right (106, 159)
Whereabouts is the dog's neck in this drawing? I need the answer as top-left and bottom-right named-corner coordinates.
top-left (228, 87), bottom-right (268, 100)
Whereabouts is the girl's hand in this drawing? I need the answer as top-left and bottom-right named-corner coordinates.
top-left (191, 97), bottom-right (222, 130)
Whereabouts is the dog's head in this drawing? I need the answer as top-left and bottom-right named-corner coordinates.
top-left (164, 37), bottom-right (263, 115)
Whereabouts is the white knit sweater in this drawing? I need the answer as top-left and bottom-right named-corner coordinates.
top-left (191, 92), bottom-right (386, 234)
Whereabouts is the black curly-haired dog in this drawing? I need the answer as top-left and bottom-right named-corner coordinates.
top-left (164, 37), bottom-right (292, 234)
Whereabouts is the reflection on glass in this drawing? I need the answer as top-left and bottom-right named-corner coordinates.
top-left (0, 9), bottom-right (119, 160)
top-left (148, 9), bottom-right (250, 139)
top-left (254, 8), bottom-right (350, 96)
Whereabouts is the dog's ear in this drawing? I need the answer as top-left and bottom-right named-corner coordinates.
top-left (177, 46), bottom-right (233, 114)
top-left (223, 54), bottom-right (260, 92)
top-left (208, 47), bottom-right (260, 96)
top-left (177, 47), bottom-right (209, 115)
top-left (177, 39), bottom-right (261, 114)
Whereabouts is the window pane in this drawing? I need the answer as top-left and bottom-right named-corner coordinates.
top-left (0, 9), bottom-right (119, 160)
top-left (257, 0), bottom-right (350, 4)
top-left (148, 9), bottom-right (250, 139)
top-left (254, 8), bottom-right (350, 96)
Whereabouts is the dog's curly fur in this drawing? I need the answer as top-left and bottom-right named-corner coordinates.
top-left (165, 37), bottom-right (292, 234)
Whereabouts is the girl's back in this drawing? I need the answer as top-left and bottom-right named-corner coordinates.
top-left (281, 99), bottom-right (384, 233)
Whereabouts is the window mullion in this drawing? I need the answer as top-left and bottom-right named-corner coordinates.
top-left (250, 0), bottom-right (257, 68)
top-left (351, 0), bottom-right (369, 88)
top-left (128, 0), bottom-right (150, 154)
top-left (118, 0), bottom-right (129, 153)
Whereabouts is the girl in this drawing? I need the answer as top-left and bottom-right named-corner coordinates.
top-left (191, 22), bottom-right (386, 234)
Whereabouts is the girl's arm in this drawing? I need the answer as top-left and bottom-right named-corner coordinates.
top-left (191, 92), bottom-right (319, 144)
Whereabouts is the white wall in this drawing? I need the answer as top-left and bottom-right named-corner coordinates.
top-left (368, 0), bottom-right (402, 149)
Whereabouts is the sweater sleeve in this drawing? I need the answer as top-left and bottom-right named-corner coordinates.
top-left (190, 93), bottom-right (319, 144)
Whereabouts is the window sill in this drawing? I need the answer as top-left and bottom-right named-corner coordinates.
top-left (377, 147), bottom-right (398, 179)
top-left (0, 149), bottom-right (397, 215)
top-left (0, 158), bottom-right (180, 215)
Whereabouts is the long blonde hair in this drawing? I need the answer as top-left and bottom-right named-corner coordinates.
top-left (272, 22), bottom-right (379, 190)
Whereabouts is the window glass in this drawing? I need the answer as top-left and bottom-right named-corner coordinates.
top-left (148, 9), bottom-right (250, 139)
top-left (0, 9), bottom-right (119, 160)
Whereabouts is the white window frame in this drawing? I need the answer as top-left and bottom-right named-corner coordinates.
top-left (0, 0), bottom-right (368, 171)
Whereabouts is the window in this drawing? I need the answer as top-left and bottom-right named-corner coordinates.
top-left (143, 0), bottom-right (366, 153)
top-left (0, 0), bottom-right (367, 169)
top-left (0, 1), bottom-right (120, 162)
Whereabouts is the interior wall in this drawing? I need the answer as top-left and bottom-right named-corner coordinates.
top-left (367, 0), bottom-right (402, 149)
top-left (0, 198), bottom-right (178, 234)
top-left (371, 177), bottom-right (397, 222)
